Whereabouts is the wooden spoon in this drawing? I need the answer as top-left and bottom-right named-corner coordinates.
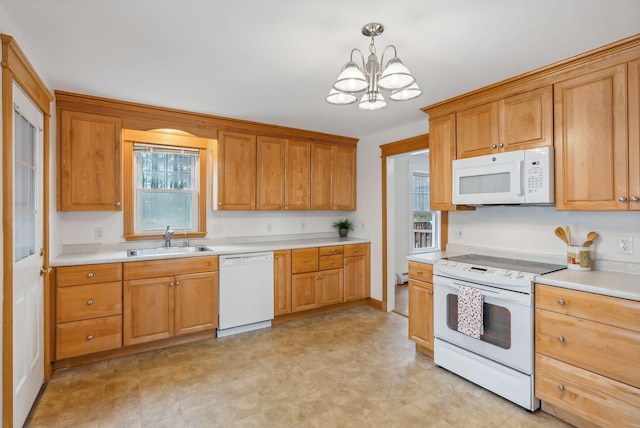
top-left (582, 231), bottom-right (598, 247)
top-left (554, 227), bottom-right (569, 245)
top-left (565, 226), bottom-right (572, 246)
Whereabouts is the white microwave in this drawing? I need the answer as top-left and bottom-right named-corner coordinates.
top-left (452, 147), bottom-right (554, 205)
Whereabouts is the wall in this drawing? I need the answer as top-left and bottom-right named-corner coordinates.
top-left (448, 207), bottom-right (640, 268)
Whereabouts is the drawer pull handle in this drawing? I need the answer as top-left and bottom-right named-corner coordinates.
top-left (557, 299), bottom-right (565, 305)
top-left (304, 258), bottom-right (309, 263)
top-left (87, 335), bottom-right (93, 341)
top-left (330, 260), bottom-right (334, 265)
top-left (331, 249), bottom-right (335, 253)
top-left (275, 255), bottom-right (279, 259)
top-left (416, 270), bottom-right (422, 275)
top-left (87, 299), bottom-right (93, 306)
top-left (428, 290), bottom-right (433, 295)
top-left (354, 248), bottom-right (358, 253)
top-left (557, 384), bottom-right (564, 391)
top-left (87, 272), bottom-right (94, 278)
top-left (557, 336), bottom-right (565, 342)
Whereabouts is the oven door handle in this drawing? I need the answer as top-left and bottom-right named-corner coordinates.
top-left (452, 281), bottom-right (500, 295)
top-left (434, 275), bottom-right (532, 306)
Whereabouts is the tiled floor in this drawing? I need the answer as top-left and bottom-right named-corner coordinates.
top-left (29, 306), bottom-right (573, 428)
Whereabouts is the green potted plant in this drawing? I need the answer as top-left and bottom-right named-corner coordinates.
top-left (332, 219), bottom-right (354, 237)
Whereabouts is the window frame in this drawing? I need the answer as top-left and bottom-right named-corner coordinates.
top-left (123, 129), bottom-right (209, 241)
top-left (409, 166), bottom-right (440, 254)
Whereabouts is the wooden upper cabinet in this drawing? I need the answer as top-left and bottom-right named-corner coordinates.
top-left (257, 136), bottom-right (285, 210)
top-left (499, 86), bottom-right (552, 152)
top-left (58, 110), bottom-right (122, 211)
top-left (554, 64), bottom-right (629, 210)
top-left (284, 139), bottom-right (311, 210)
top-left (629, 58), bottom-right (640, 211)
top-left (456, 86), bottom-right (552, 159)
top-left (311, 143), bottom-right (356, 210)
top-left (256, 137), bottom-right (310, 210)
top-left (215, 131), bottom-right (257, 210)
top-left (429, 114), bottom-right (460, 211)
top-left (456, 102), bottom-right (499, 158)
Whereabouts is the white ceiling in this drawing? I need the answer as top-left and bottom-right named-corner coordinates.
top-left (2, 0), bottom-right (639, 139)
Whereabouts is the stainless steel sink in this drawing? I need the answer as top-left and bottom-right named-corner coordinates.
top-left (126, 246), bottom-right (213, 257)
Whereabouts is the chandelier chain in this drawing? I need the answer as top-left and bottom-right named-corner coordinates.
top-left (369, 36), bottom-right (376, 55)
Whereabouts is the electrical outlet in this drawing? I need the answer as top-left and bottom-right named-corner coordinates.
top-left (94, 227), bottom-right (104, 241)
top-left (618, 236), bottom-right (634, 255)
top-left (452, 227), bottom-right (464, 239)
top-left (301, 222), bottom-right (306, 231)
top-left (267, 223), bottom-right (272, 232)
top-left (362, 221), bottom-right (366, 230)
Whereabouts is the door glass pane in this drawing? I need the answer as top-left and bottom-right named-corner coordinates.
top-left (446, 293), bottom-right (512, 349)
top-left (14, 110), bottom-right (37, 262)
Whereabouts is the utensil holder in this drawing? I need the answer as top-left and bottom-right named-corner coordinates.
top-left (567, 246), bottom-right (592, 271)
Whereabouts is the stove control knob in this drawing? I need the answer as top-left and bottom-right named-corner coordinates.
top-left (515, 272), bottom-right (524, 278)
top-left (503, 270), bottom-right (512, 276)
top-left (450, 262), bottom-right (457, 267)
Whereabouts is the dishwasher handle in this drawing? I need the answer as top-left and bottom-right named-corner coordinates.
top-left (220, 252), bottom-right (274, 267)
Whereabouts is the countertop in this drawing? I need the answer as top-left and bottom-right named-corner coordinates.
top-left (52, 236), bottom-right (371, 267)
top-left (407, 247), bottom-right (640, 302)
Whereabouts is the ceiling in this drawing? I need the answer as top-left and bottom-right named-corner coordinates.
top-left (2, 0), bottom-right (639, 139)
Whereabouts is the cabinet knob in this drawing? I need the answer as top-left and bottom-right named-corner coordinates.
top-left (169, 282), bottom-right (174, 287)
top-left (631, 196), bottom-right (639, 202)
top-left (557, 336), bottom-right (565, 342)
top-left (275, 255), bottom-right (279, 259)
top-left (491, 144), bottom-right (497, 149)
top-left (345, 261), bottom-right (349, 266)
top-left (330, 260), bottom-right (334, 265)
top-left (87, 299), bottom-right (93, 306)
top-left (87, 335), bottom-right (93, 341)
top-left (618, 196), bottom-right (628, 202)
top-left (218, 202), bottom-right (223, 206)
top-left (115, 201), bottom-right (121, 207)
top-left (498, 143), bottom-right (504, 148)
top-left (416, 270), bottom-right (422, 275)
top-left (557, 299), bottom-right (565, 305)
top-left (557, 384), bottom-right (564, 391)
top-left (175, 281), bottom-right (180, 286)
top-left (428, 290), bottom-right (433, 295)
top-left (319, 275), bottom-right (323, 279)
top-left (331, 249), bottom-right (335, 253)
top-left (304, 258), bottom-right (309, 263)
top-left (87, 272), bottom-right (94, 278)
top-left (354, 248), bottom-right (358, 253)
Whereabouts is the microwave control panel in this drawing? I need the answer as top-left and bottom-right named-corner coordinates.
top-left (523, 147), bottom-right (554, 203)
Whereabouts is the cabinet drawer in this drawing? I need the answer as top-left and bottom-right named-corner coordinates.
top-left (56, 263), bottom-right (122, 287)
top-left (536, 284), bottom-right (640, 333)
top-left (124, 255), bottom-right (218, 280)
top-left (536, 309), bottom-right (640, 388)
top-left (56, 315), bottom-right (122, 360)
top-left (344, 244), bottom-right (367, 257)
top-left (319, 254), bottom-right (343, 271)
top-left (292, 248), bottom-right (318, 274)
top-left (408, 262), bottom-right (433, 283)
top-left (319, 245), bottom-right (343, 256)
top-left (57, 282), bottom-right (122, 323)
top-left (535, 354), bottom-right (640, 427)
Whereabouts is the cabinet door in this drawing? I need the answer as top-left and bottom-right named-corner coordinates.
top-left (274, 250), bottom-right (292, 316)
top-left (174, 272), bottom-right (218, 336)
top-left (429, 114), bottom-right (460, 211)
top-left (285, 139), bottom-right (311, 210)
top-left (456, 102), bottom-right (499, 159)
top-left (291, 272), bottom-right (318, 312)
top-left (408, 279), bottom-right (434, 353)
top-left (123, 277), bottom-right (173, 346)
top-left (333, 146), bottom-right (356, 210)
top-left (629, 59), bottom-right (640, 210)
top-left (344, 255), bottom-right (367, 301)
top-left (499, 86), bottom-right (552, 151)
top-left (318, 269), bottom-right (344, 306)
top-left (554, 64), bottom-right (628, 210)
top-left (216, 131), bottom-right (256, 210)
top-left (311, 143), bottom-right (334, 209)
top-left (257, 136), bottom-right (285, 210)
top-left (59, 110), bottom-right (122, 211)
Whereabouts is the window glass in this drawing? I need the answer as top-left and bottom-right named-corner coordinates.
top-left (134, 145), bottom-right (199, 233)
top-left (411, 171), bottom-right (438, 252)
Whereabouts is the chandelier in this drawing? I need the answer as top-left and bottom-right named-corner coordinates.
top-left (326, 23), bottom-right (422, 111)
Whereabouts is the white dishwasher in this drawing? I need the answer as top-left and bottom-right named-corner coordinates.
top-left (218, 252), bottom-right (274, 337)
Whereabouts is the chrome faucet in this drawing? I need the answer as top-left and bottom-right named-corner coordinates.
top-left (164, 225), bottom-right (174, 248)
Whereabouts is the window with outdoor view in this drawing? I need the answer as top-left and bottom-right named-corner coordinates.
top-left (411, 171), bottom-right (439, 252)
top-left (122, 129), bottom-right (208, 240)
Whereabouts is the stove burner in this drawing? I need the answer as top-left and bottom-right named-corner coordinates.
top-left (444, 254), bottom-right (565, 275)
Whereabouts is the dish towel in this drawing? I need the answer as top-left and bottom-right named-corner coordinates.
top-left (457, 285), bottom-right (484, 339)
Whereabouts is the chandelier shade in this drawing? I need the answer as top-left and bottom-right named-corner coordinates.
top-left (326, 23), bottom-right (421, 111)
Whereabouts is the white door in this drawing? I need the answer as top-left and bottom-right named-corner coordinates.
top-left (12, 82), bottom-right (44, 428)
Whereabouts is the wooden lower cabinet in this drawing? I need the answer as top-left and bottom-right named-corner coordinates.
top-left (535, 283), bottom-right (640, 426)
top-left (273, 250), bottom-right (292, 315)
top-left (55, 263), bottom-right (123, 360)
top-left (343, 243), bottom-right (370, 301)
top-left (123, 257), bottom-right (218, 347)
top-left (291, 272), bottom-right (319, 312)
top-left (407, 262), bottom-right (434, 355)
top-left (317, 269), bottom-right (344, 306)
